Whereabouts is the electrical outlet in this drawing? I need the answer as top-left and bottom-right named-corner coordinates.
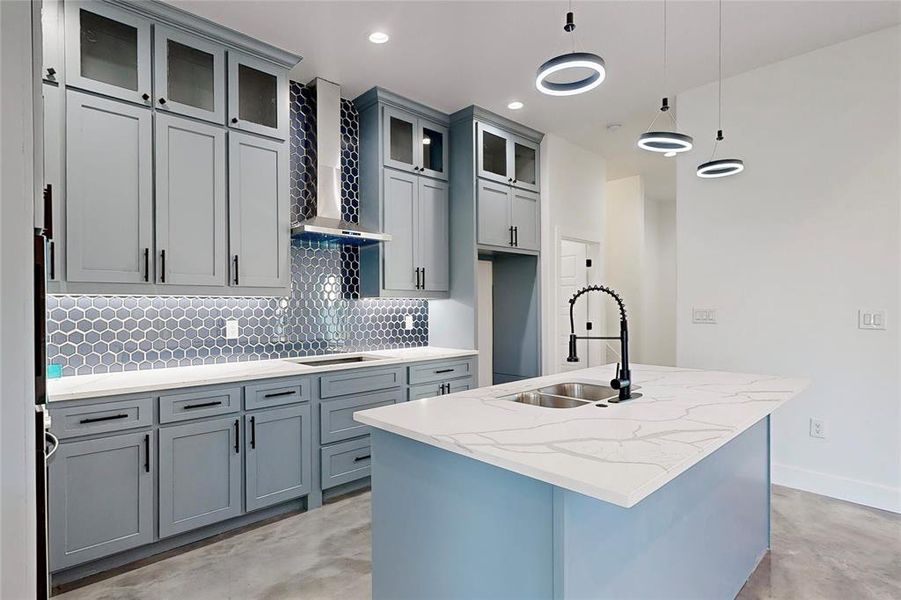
top-left (809, 418), bottom-right (826, 439)
top-left (858, 309), bottom-right (886, 330)
top-left (404, 314), bottom-right (415, 331)
top-left (224, 319), bottom-right (239, 340)
top-left (692, 308), bottom-right (717, 325)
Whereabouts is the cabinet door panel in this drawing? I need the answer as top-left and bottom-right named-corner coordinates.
top-left (477, 179), bottom-right (512, 248)
top-left (418, 178), bottom-right (449, 292)
top-left (418, 119), bottom-right (448, 181)
top-left (477, 123), bottom-right (512, 185)
top-left (154, 26), bottom-right (225, 124)
top-left (245, 404), bottom-right (311, 511)
top-left (512, 136), bottom-right (540, 192)
top-left (42, 0), bottom-right (63, 83)
top-left (42, 83), bottom-right (64, 281)
top-left (382, 106), bottom-right (418, 174)
top-left (511, 189), bottom-right (540, 251)
top-left (155, 114), bottom-right (227, 286)
top-left (382, 168), bottom-right (419, 291)
top-left (64, 1), bottom-right (152, 105)
top-left (159, 417), bottom-right (242, 537)
top-left (227, 51), bottom-right (288, 140)
top-left (48, 431), bottom-right (152, 570)
top-left (228, 132), bottom-right (289, 288)
top-left (66, 90), bottom-right (152, 283)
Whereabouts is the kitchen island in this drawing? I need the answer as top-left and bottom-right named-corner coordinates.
top-left (355, 364), bottom-right (807, 599)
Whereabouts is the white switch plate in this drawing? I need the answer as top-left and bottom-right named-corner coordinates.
top-left (692, 308), bottom-right (717, 325)
top-left (809, 418), bottom-right (826, 439)
top-left (404, 314), bottom-right (415, 330)
top-left (225, 319), bottom-right (239, 340)
top-left (858, 309), bottom-right (886, 330)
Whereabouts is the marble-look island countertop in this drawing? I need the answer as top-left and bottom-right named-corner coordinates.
top-left (355, 364), bottom-right (808, 508)
top-left (47, 346), bottom-right (478, 402)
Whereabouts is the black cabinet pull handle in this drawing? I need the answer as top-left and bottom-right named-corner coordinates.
top-left (144, 248), bottom-right (150, 282)
top-left (158, 97), bottom-right (167, 105)
top-left (142, 93), bottom-right (150, 101)
top-left (234, 419), bottom-right (240, 453)
top-left (514, 226), bottom-right (519, 247)
top-left (160, 249), bottom-right (166, 283)
top-left (435, 368), bottom-right (454, 374)
top-left (353, 454), bottom-right (371, 462)
top-left (250, 416), bottom-right (256, 450)
top-left (46, 67), bottom-right (56, 78)
top-left (144, 433), bottom-right (150, 473)
top-left (414, 267), bottom-right (421, 290)
top-left (509, 226), bottom-right (514, 246)
top-left (79, 413), bottom-right (128, 424)
top-left (263, 390), bottom-right (296, 398)
top-left (422, 267), bottom-right (426, 289)
top-left (183, 400), bottom-right (222, 410)
top-left (231, 117), bottom-right (238, 124)
top-left (233, 255), bottom-right (239, 285)
top-left (42, 184), bottom-right (53, 238)
top-left (49, 241), bottom-right (55, 280)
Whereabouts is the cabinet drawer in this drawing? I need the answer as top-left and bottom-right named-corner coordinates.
top-left (408, 377), bottom-right (475, 401)
top-left (321, 438), bottom-right (371, 490)
top-left (159, 387), bottom-right (241, 423)
top-left (319, 366), bottom-right (404, 399)
top-left (244, 378), bottom-right (310, 410)
top-left (50, 397), bottom-right (153, 439)
top-left (408, 359), bottom-right (474, 385)
top-left (320, 388), bottom-right (402, 444)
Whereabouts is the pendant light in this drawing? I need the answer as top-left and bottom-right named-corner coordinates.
top-left (638, 0), bottom-right (693, 155)
top-left (535, 3), bottom-right (606, 97)
top-left (697, 0), bottom-right (744, 178)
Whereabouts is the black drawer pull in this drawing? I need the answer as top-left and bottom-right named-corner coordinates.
top-left (182, 400), bottom-right (222, 410)
top-left (263, 390), bottom-right (297, 399)
top-left (250, 416), bottom-right (256, 449)
top-left (79, 413), bottom-right (128, 424)
top-left (234, 419), bottom-right (240, 453)
top-left (353, 454), bottom-right (371, 462)
top-left (143, 433), bottom-right (150, 473)
top-left (435, 368), bottom-right (454, 374)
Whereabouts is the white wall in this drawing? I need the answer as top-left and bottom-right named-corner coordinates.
top-left (540, 133), bottom-right (607, 374)
top-left (642, 198), bottom-right (677, 366)
top-left (0, 0), bottom-right (39, 596)
top-left (676, 26), bottom-right (901, 512)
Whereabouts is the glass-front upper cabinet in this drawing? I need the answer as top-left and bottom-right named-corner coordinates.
top-left (153, 26), bottom-right (225, 124)
top-left (65, 1), bottom-right (152, 106)
top-left (42, 0), bottom-right (63, 83)
top-left (512, 137), bottom-right (540, 192)
top-left (417, 119), bottom-right (448, 181)
top-left (228, 51), bottom-right (288, 140)
top-left (382, 108), bottom-right (449, 181)
top-left (477, 123), bottom-right (512, 185)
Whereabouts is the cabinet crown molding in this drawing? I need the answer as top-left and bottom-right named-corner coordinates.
top-left (353, 87), bottom-right (450, 125)
top-left (451, 105), bottom-right (544, 144)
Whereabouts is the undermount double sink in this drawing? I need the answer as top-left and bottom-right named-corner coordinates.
top-left (504, 382), bottom-right (640, 408)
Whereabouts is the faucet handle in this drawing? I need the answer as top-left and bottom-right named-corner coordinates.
top-left (615, 363), bottom-right (621, 379)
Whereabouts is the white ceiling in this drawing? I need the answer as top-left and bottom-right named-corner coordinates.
top-left (167, 0), bottom-right (900, 199)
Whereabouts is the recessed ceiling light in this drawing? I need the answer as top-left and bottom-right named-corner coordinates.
top-left (507, 101), bottom-right (524, 110)
top-left (368, 31), bottom-right (389, 44)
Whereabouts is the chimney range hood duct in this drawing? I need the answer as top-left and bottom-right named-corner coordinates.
top-left (291, 78), bottom-right (391, 244)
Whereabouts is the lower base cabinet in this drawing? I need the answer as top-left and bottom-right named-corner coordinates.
top-left (321, 438), bottom-right (372, 490)
top-left (158, 416), bottom-right (242, 538)
top-left (245, 404), bottom-right (312, 511)
top-left (49, 431), bottom-right (153, 570)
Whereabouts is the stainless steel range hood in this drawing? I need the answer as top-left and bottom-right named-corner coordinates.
top-left (291, 78), bottom-right (391, 244)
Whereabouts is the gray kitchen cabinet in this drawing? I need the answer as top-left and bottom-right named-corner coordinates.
top-left (511, 188), bottom-right (540, 251)
top-left (42, 82), bottom-right (64, 281)
top-left (158, 416), bottom-right (243, 537)
top-left (477, 123), bottom-right (540, 193)
top-left (228, 131), bottom-right (290, 289)
top-left (153, 25), bottom-right (226, 124)
top-left (155, 114), bottom-right (227, 286)
top-left (42, 0), bottom-right (64, 83)
top-left (382, 106), bottom-right (449, 181)
top-left (228, 50), bottom-right (289, 140)
top-left (382, 168), bottom-right (419, 292)
top-left (245, 404), bottom-right (312, 511)
top-left (477, 179), bottom-right (540, 252)
top-left (418, 177), bottom-right (449, 291)
top-left (66, 89), bottom-right (153, 284)
top-left (409, 377), bottom-right (475, 401)
top-left (49, 431), bottom-right (153, 570)
top-left (512, 137), bottom-right (540, 193)
top-left (65, 1), bottom-right (153, 106)
top-left (320, 438), bottom-right (372, 490)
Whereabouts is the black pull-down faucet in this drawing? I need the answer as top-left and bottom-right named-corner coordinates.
top-left (566, 285), bottom-right (633, 402)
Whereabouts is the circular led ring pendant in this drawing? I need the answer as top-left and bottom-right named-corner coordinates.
top-left (535, 52), bottom-right (606, 97)
top-left (696, 158), bottom-right (744, 178)
top-left (637, 131), bottom-right (693, 154)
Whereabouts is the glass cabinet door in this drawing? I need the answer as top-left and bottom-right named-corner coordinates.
top-left (65, 1), bottom-right (152, 105)
top-left (477, 123), bottom-right (512, 185)
top-left (154, 26), bottom-right (225, 124)
top-left (418, 120), bottom-right (449, 181)
top-left (512, 138), bottom-right (540, 192)
top-left (227, 51), bottom-right (289, 140)
top-left (382, 107), bottom-right (418, 174)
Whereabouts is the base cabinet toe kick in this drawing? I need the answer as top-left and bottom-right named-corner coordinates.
top-left (46, 355), bottom-right (476, 582)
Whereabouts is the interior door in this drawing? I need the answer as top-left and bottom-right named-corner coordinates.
top-left (227, 50), bottom-right (288, 140)
top-left (66, 90), bottom-right (153, 284)
top-left (559, 239), bottom-right (590, 372)
top-left (155, 114), bottom-right (227, 286)
top-left (382, 106), bottom-right (418, 175)
top-left (477, 122), bottom-right (512, 185)
top-left (382, 168), bottom-right (419, 291)
top-left (418, 178), bottom-right (449, 291)
top-left (154, 25), bottom-right (225, 124)
top-left (477, 179), bottom-right (512, 248)
top-left (64, 1), bottom-right (152, 106)
top-left (511, 188), bottom-right (540, 251)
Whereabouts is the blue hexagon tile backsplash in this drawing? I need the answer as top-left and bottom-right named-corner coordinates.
top-left (47, 82), bottom-right (429, 377)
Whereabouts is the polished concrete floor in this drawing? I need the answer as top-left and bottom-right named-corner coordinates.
top-left (56, 485), bottom-right (900, 600)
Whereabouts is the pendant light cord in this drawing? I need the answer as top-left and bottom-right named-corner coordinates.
top-left (710, 0), bottom-right (723, 161)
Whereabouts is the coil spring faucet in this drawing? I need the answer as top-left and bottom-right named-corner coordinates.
top-left (566, 285), bottom-right (633, 402)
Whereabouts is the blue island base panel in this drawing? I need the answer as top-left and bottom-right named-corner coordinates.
top-left (369, 417), bottom-right (770, 600)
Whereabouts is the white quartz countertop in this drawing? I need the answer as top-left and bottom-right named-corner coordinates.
top-left (47, 347), bottom-right (478, 402)
top-left (355, 364), bottom-right (808, 508)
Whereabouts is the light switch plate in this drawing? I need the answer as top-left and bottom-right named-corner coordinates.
top-left (809, 418), bottom-right (826, 439)
top-left (225, 319), bottom-right (239, 340)
top-left (858, 309), bottom-right (886, 330)
top-left (404, 314), bottom-right (415, 331)
top-left (692, 308), bottom-right (717, 325)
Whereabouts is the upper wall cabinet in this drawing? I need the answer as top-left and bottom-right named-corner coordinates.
top-left (228, 51), bottom-right (289, 140)
top-left (153, 26), bottom-right (226, 124)
top-left (477, 123), bottom-right (539, 193)
top-left (383, 106), bottom-right (449, 181)
top-left (65, 1), bottom-right (153, 106)
top-left (42, 0), bottom-right (64, 83)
